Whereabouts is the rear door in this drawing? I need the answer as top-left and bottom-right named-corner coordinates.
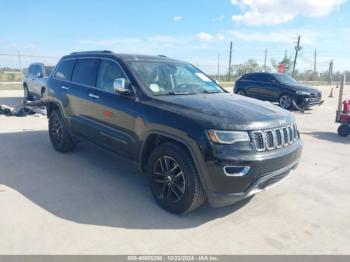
top-left (68, 58), bottom-right (101, 139)
top-left (53, 58), bottom-right (90, 137)
top-left (85, 58), bottom-right (137, 159)
top-left (25, 65), bottom-right (35, 92)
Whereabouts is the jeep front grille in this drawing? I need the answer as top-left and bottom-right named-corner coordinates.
top-left (250, 124), bottom-right (299, 152)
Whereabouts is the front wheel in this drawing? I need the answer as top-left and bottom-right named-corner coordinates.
top-left (49, 110), bottom-right (76, 153)
top-left (337, 124), bottom-right (349, 137)
top-left (279, 94), bottom-right (293, 110)
top-left (147, 143), bottom-right (206, 214)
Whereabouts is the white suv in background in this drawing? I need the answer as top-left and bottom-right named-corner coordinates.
top-left (23, 63), bottom-right (55, 100)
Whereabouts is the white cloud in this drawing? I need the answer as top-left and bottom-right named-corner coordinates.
top-left (173, 16), bottom-right (183, 21)
top-left (195, 32), bottom-right (214, 41)
top-left (231, 0), bottom-right (346, 25)
top-left (195, 32), bottom-right (226, 42)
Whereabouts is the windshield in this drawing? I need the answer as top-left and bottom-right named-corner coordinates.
top-left (127, 61), bottom-right (223, 95)
top-left (274, 74), bottom-right (299, 85)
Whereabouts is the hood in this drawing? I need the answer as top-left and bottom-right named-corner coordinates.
top-left (284, 83), bottom-right (321, 95)
top-left (151, 93), bottom-right (295, 130)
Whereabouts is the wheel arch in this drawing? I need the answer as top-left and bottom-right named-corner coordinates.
top-left (46, 101), bottom-right (64, 119)
top-left (139, 131), bottom-right (209, 190)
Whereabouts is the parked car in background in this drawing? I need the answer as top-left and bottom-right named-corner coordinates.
top-left (45, 51), bottom-right (303, 214)
top-left (23, 63), bottom-right (55, 100)
top-left (234, 72), bottom-right (323, 110)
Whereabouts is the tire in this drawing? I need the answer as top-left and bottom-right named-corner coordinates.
top-left (337, 124), bottom-right (349, 137)
top-left (41, 87), bottom-right (46, 98)
top-left (236, 90), bottom-right (246, 96)
top-left (279, 94), bottom-right (293, 110)
top-left (23, 84), bottom-right (33, 101)
top-left (48, 110), bottom-right (76, 153)
top-left (147, 143), bottom-right (206, 214)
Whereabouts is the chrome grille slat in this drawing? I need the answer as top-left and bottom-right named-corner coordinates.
top-left (250, 124), bottom-right (299, 152)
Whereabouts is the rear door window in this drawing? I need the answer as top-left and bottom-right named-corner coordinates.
top-left (28, 65), bottom-right (35, 75)
top-left (54, 59), bottom-right (76, 81)
top-left (72, 59), bottom-right (100, 87)
top-left (244, 74), bottom-right (257, 81)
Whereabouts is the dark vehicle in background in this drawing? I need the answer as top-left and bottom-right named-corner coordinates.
top-left (234, 72), bottom-right (323, 110)
top-left (23, 63), bottom-right (55, 100)
top-left (46, 51), bottom-right (303, 214)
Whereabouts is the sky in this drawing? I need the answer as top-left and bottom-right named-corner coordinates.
top-left (0, 0), bottom-right (349, 74)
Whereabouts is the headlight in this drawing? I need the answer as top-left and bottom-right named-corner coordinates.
top-left (208, 130), bottom-right (250, 144)
top-left (296, 91), bottom-right (310, 96)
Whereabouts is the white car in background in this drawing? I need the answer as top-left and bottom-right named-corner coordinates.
top-left (23, 63), bottom-right (55, 100)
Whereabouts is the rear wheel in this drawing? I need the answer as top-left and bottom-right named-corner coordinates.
top-left (41, 87), bottom-right (46, 98)
top-left (49, 110), bottom-right (76, 153)
top-left (147, 143), bottom-right (206, 214)
top-left (337, 124), bottom-right (349, 137)
top-left (279, 94), bottom-right (293, 110)
top-left (23, 84), bottom-right (33, 101)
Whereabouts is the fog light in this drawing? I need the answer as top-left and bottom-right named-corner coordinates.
top-left (223, 166), bottom-right (250, 177)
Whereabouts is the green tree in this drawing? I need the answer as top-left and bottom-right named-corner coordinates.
top-left (231, 59), bottom-right (263, 78)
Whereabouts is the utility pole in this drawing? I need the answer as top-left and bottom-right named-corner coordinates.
top-left (217, 54), bottom-right (220, 80)
top-left (17, 51), bottom-right (23, 83)
top-left (328, 59), bottom-right (334, 85)
top-left (284, 49), bottom-right (288, 59)
top-left (313, 48), bottom-right (317, 75)
top-left (292, 35), bottom-right (301, 77)
top-left (264, 49), bottom-right (268, 72)
top-left (228, 41), bottom-right (233, 81)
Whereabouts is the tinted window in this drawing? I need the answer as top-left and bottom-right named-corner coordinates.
top-left (244, 74), bottom-right (256, 81)
top-left (28, 65), bottom-right (35, 75)
top-left (55, 60), bottom-right (76, 81)
top-left (256, 74), bottom-right (272, 82)
top-left (97, 60), bottom-right (126, 92)
top-left (72, 59), bottom-right (100, 87)
top-left (35, 65), bottom-right (44, 75)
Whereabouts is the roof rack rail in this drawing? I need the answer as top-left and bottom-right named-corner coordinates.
top-left (158, 55), bottom-right (167, 58)
top-left (70, 50), bottom-right (113, 55)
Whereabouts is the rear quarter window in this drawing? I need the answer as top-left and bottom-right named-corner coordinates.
top-left (54, 60), bottom-right (76, 81)
top-left (71, 59), bottom-right (100, 87)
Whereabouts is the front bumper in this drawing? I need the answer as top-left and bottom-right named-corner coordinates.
top-left (207, 159), bottom-right (299, 207)
top-left (298, 96), bottom-right (323, 107)
top-left (203, 140), bottom-right (303, 207)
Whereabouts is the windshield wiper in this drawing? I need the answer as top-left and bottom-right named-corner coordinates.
top-left (157, 91), bottom-right (196, 96)
top-left (200, 90), bottom-right (221, 94)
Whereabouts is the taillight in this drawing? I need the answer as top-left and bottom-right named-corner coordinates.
top-left (343, 100), bottom-right (350, 113)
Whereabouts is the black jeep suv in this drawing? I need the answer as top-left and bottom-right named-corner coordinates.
top-left (46, 51), bottom-right (303, 214)
top-left (234, 72), bottom-right (322, 110)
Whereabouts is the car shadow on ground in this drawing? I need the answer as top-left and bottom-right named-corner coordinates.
top-left (0, 130), bottom-right (251, 229)
top-left (301, 131), bottom-right (350, 144)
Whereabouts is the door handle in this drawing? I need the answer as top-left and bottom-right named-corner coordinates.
top-left (88, 93), bottom-right (100, 99)
top-left (61, 86), bottom-right (69, 90)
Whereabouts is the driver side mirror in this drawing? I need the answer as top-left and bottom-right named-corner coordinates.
top-left (113, 78), bottom-right (134, 96)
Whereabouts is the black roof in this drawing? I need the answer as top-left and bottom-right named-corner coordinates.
top-left (65, 50), bottom-right (183, 63)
